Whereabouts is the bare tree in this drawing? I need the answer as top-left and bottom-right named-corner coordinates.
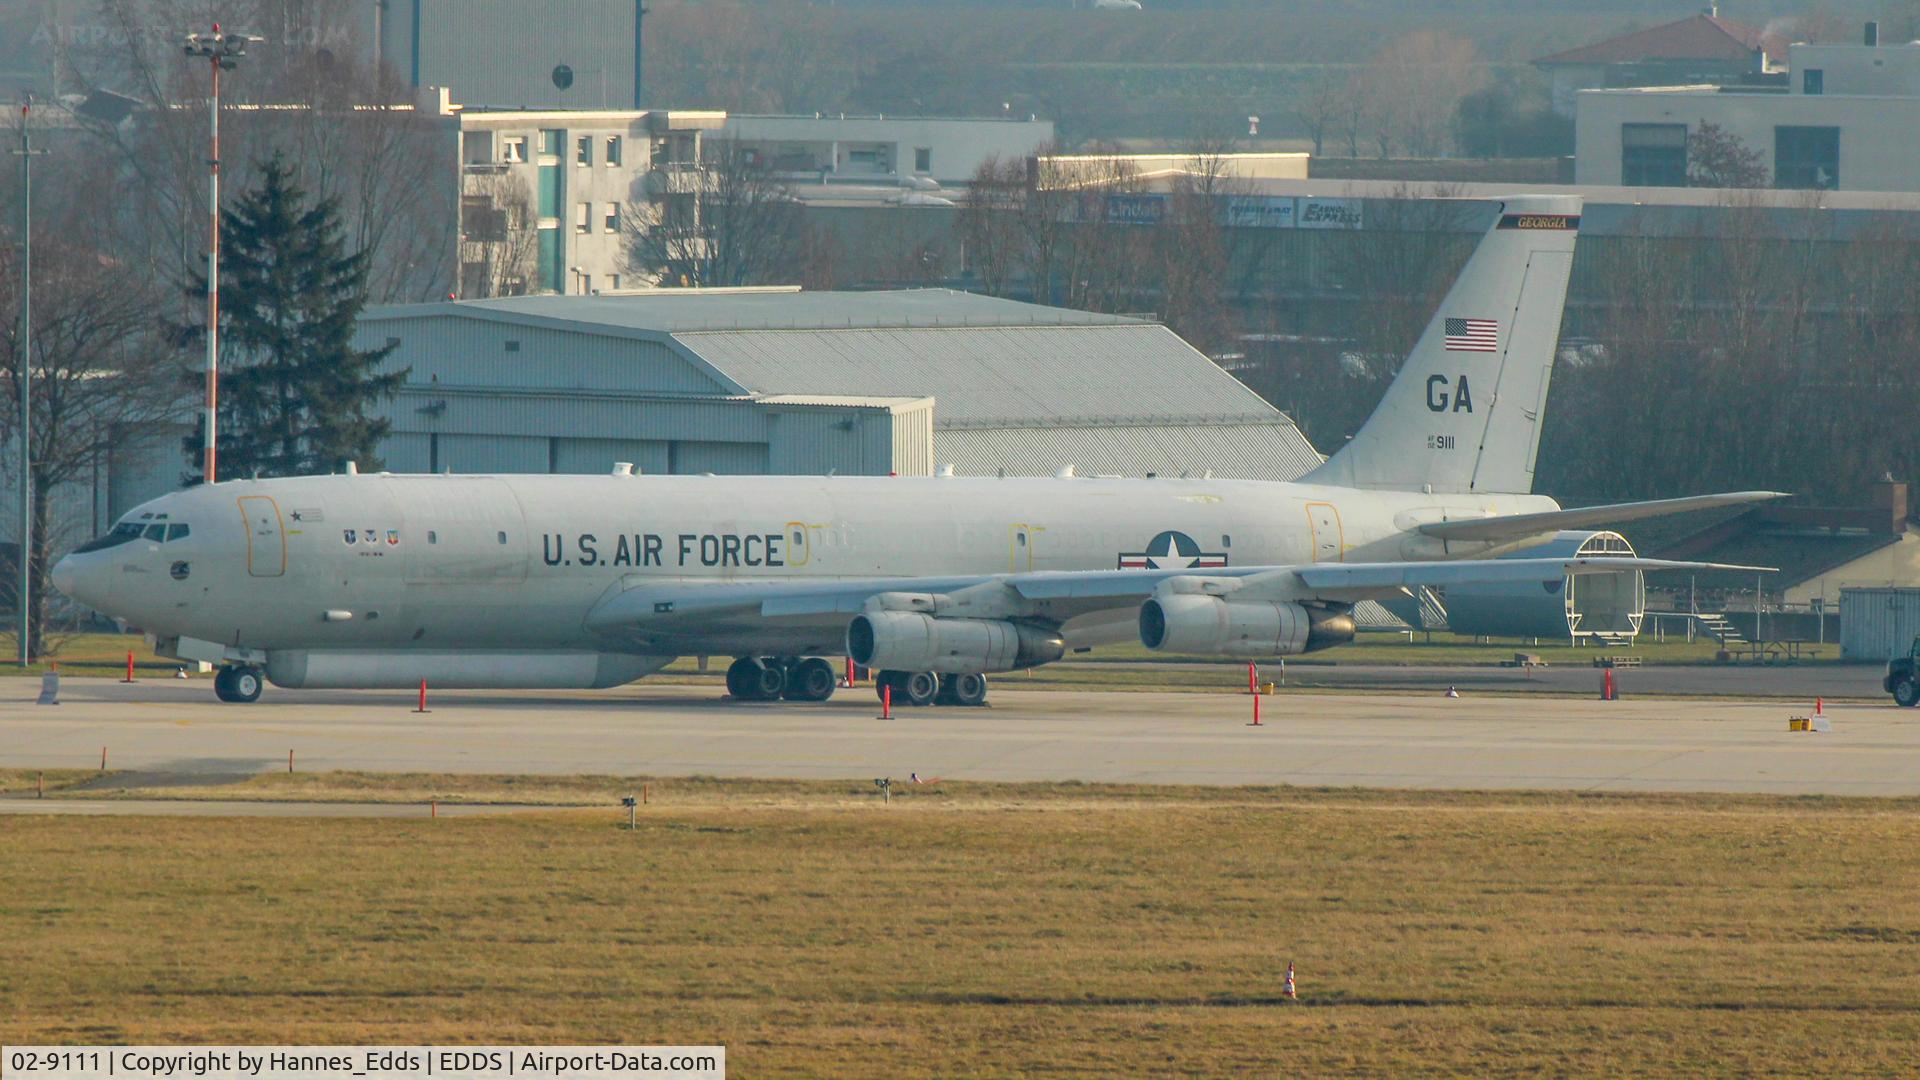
top-left (0, 141), bottom-right (184, 659)
top-left (1291, 79), bottom-right (1347, 158)
top-left (1359, 31), bottom-right (1488, 159)
top-left (1309, 188), bottom-right (1480, 441)
top-left (67, 0), bottom-right (454, 304)
top-left (1155, 140), bottom-right (1241, 354)
top-left (459, 171), bottom-right (540, 298)
top-left (956, 154), bottom-right (1027, 297)
top-left (1534, 193), bottom-right (1920, 506)
top-left (622, 137), bottom-right (805, 288)
top-left (1688, 122), bottom-right (1769, 189)
top-left (1336, 70), bottom-right (1369, 158)
top-left (1021, 143), bottom-right (1141, 308)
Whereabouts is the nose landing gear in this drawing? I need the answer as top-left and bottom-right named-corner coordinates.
top-left (213, 665), bottom-right (264, 703)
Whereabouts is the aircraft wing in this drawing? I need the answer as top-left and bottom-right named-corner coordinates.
top-left (1415, 490), bottom-right (1789, 543)
top-left (583, 556), bottom-right (1771, 647)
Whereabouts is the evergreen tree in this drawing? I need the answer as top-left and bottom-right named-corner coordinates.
top-left (183, 154), bottom-right (405, 482)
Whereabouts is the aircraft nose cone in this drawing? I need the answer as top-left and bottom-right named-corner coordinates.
top-left (51, 555), bottom-right (78, 598)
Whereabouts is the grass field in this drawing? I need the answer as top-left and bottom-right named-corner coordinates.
top-left (4, 778), bottom-right (1919, 1074)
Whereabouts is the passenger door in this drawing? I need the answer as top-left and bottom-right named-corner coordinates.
top-left (238, 496), bottom-right (286, 577)
top-left (1306, 502), bottom-right (1343, 563)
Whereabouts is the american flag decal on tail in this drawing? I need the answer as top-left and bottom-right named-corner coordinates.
top-left (1443, 317), bottom-right (1499, 352)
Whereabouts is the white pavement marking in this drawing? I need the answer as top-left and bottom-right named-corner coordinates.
top-left (1, 678), bottom-right (1916, 796)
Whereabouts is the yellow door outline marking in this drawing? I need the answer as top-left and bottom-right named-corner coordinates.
top-left (785, 521), bottom-right (811, 567)
top-left (1008, 523), bottom-right (1046, 572)
top-left (1305, 502), bottom-right (1344, 563)
top-left (237, 495), bottom-right (287, 577)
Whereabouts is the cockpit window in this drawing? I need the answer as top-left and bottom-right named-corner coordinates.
top-left (165, 524), bottom-right (190, 542)
top-left (142, 523), bottom-right (166, 541)
top-left (71, 522), bottom-right (146, 554)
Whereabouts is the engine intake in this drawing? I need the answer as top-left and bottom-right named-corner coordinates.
top-left (847, 611), bottom-right (1066, 673)
top-left (1139, 595), bottom-right (1354, 656)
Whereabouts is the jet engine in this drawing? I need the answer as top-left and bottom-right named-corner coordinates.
top-left (1138, 594), bottom-right (1355, 656)
top-left (847, 611), bottom-right (1066, 673)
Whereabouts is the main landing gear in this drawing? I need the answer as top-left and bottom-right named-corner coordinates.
top-left (726, 656), bottom-right (838, 702)
top-left (722, 658), bottom-right (990, 706)
top-left (877, 670), bottom-right (989, 708)
top-left (213, 664), bottom-right (265, 703)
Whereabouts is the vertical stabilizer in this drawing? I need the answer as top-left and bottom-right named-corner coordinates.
top-left (1304, 195), bottom-right (1581, 494)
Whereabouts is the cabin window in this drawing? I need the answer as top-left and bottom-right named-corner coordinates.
top-left (1222, 534), bottom-right (1232, 548)
top-left (428, 530), bottom-right (438, 544)
top-left (165, 524), bottom-right (190, 541)
top-left (142, 524), bottom-right (166, 541)
top-left (497, 531), bottom-right (508, 545)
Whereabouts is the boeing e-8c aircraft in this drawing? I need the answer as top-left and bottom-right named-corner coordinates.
top-left (54, 194), bottom-right (1776, 706)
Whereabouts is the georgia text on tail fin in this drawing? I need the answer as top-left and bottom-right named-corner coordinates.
top-left (1305, 195), bottom-right (1582, 496)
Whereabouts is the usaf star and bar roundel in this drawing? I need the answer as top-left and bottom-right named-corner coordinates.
top-left (1118, 530), bottom-right (1228, 570)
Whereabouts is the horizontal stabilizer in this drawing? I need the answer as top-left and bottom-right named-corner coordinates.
top-left (1291, 556), bottom-right (1774, 597)
top-left (1416, 491), bottom-right (1790, 543)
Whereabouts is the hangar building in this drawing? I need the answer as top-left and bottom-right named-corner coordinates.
top-left (352, 288), bottom-right (1323, 481)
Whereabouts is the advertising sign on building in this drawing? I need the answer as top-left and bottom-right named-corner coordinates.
top-left (1296, 197), bottom-right (1364, 229)
top-left (1224, 196), bottom-right (1297, 229)
top-left (1104, 193), bottom-right (1167, 226)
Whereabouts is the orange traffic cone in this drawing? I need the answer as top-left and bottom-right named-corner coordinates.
top-left (1283, 961), bottom-right (1297, 1000)
top-left (1815, 696), bottom-right (1824, 717)
top-left (1600, 668), bottom-right (1617, 701)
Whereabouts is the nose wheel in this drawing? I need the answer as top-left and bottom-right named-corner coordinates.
top-left (214, 665), bottom-right (264, 703)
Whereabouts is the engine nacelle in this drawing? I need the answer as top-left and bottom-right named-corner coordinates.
top-left (847, 611), bottom-right (1066, 673)
top-left (1138, 595), bottom-right (1355, 656)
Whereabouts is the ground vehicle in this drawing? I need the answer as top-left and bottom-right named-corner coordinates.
top-left (1884, 635), bottom-right (1920, 706)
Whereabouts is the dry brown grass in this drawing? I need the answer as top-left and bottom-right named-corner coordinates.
top-left (3, 781), bottom-right (1919, 1075)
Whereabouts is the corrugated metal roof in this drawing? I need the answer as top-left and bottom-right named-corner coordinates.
top-left (933, 421), bottom-right (1323, 483)
top-left (757, 394), bottom-right (933, 410)
top-left (398, 289), bottom-right (1140, 334)
top-left (680, 324), bottom-right (1289, 426)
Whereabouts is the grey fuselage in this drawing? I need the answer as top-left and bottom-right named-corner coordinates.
top-left (61, 471), bottom-right (1555, 666)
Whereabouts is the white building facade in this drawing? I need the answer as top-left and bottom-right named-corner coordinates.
top-left (453, 108), bottom-right (1054, 297)
top-left (1576, 38), bottom-right (1920, 191)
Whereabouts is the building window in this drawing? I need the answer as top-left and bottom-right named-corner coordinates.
top-left (552, 64), bottom-right (574, 90)
top-left (539, 129), bottom-right (562, 158)
top-left (576, 135), bottom-right (592, 166)
top-left (608, 273), bottom-right (620, 290)
top-left (1621, 123), bottom-right (1688, 187)
top-left (604, 202), bottom-right (620, 232)
top-left (580, 273), bottom-right (592, 294)
top-left (1775, 126), bottom-right (1839, 189)
top-left (606, 136), bottom-right (622, 165)
top-left (501, 135), bottom-right (527, 164)
top-left (575, 201), bottom-right (590, 233)
top-left (1803, 69), bottom-right (1823, 95)
top-left (915, 146), bottom-right (931, 173)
